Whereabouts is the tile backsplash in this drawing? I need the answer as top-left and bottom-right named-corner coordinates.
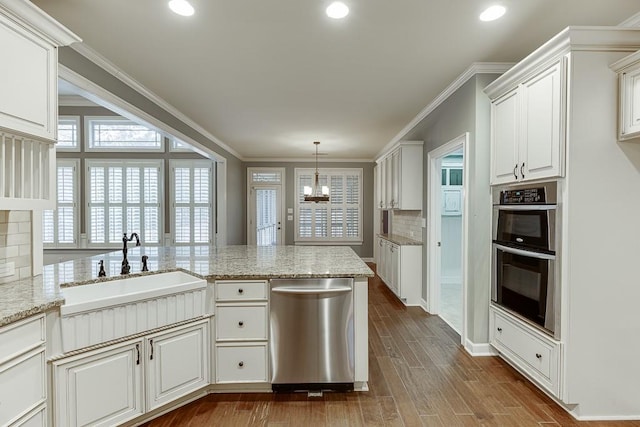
top-left (0, 211), bottom-right (32, 285)
top-left (391, 210), bottom-right (423, 240)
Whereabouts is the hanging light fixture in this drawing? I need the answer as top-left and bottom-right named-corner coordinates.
top-left (304, 141), bottom-right (330, 203)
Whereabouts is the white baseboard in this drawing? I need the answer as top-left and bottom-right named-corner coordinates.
top-left (419, 298), bottom-right (430, 313)
top-left (464, 339), bottom-right (498, 356)
top-left (572, 413), bottom-right (640, 421)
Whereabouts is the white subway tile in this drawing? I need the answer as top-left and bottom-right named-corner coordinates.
top-left (19, 244), bottom-right (31, 256)
top-left (0, 245), bottom-right (19, 258)
top-left (18, 221), bottom-right (31, 233)
top-left (7, 233), bottom-right (30, 246)
top-left (19, 266), bottom-right (32, 278)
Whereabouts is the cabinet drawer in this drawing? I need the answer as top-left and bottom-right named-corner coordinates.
top-left (13, 405), bottom-right (46, 427)
top-left (0, 348), bottom-right (46, 426)
top-left (490, 308), bottom-right (560, 395)
top-left (216, 281), bottom-right (267, 301)
top-left (0, 315), bottom-right (45, 363)
top-left (216, 305), bottom-right (268, 341)
top-left (215, 344), bottom-right (268, 383)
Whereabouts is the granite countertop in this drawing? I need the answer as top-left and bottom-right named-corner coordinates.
top-left (378, 233), bottom-right (423, 246)
top-left (0, 245), bottom-right (374, 327)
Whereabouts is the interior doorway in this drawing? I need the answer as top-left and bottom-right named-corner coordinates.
top-left (247, 168), bottom-right (285, 246)
top-left (427, 133), bottom-right (468, 341)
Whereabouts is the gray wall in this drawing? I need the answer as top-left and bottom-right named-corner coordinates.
top-left (404, 74), bottom-right (499, 345)
top-left (243, 162), bottom-right (375, 258)
top-left (58, 47), bottom-right (245, 244)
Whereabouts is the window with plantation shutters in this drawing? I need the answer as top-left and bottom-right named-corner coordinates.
top-left (294, 168), bottom-right (362, 243)
top-left (170, 160), bottom-right (214, 244)
top-left (43, 159), bottom-right (79, 247)
top-left (86, 160), bottom-right (162, 246)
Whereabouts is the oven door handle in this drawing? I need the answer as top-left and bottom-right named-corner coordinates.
top-left (494, 243), bottom-right (556, 260)
top-left (495, 205), bottom-right (556, 211)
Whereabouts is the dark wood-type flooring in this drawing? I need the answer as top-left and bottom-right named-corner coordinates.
top-left (143, 266), bottom-right (639, 426)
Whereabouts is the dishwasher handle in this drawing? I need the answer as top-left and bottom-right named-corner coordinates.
top-left (271, 286), bottom-right (351, 295)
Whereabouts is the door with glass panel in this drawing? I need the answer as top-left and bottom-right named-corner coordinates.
top-left (247, 168), bottom-right (285, 246)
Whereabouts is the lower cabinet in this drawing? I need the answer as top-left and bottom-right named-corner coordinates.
top-left (489, 306), bottom-right (561, 397)
top-left (53, 320), bottom-right (209, 427)
top-left (376, 237), bottom-right (422, 305)
top-left (215, 343), bottom-right (268, 383)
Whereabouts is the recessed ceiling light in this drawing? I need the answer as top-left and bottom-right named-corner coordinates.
top-left (168, 0), bottom-right (195, 17)
top-left (479, 5), bottom-right (506, 22)
top-left (326, 2), bottom-right (349, 19)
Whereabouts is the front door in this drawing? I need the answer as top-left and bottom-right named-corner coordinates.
top-left (248, 185), bottom-right (282, 246)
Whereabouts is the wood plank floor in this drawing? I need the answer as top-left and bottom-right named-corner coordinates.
top-left (142, 267), bottom-right (640, 427)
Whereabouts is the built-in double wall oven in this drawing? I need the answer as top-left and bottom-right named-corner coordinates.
top-left (492, 182), bottom-right (560, 339)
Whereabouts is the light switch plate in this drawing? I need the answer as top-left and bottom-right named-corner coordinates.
top-left (287, 208), bottom-right (293, 214)
top-left (287, 215), bottom-right (293, 221)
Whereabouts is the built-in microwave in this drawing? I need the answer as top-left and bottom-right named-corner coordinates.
top-left (491, 182), bottom-right (560, 339)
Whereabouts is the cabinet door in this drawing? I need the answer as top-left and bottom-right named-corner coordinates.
top-left (620, 65), bottom-right (640, 139)
top-left (390, 150), bottom-right (400, 208)
top-left (0, 14), bottom-right (56, 141)
top-left (384, 156), bottom-right (393, 208)
top-left (520, 60), bottom-right (565, 181)
top-left (53, 341), bottom-right (143, 427)
top-left (0, 348), bottom-right (45, 426)
top-left (389, 244), bottom-right (400, 295)
top-left (146, 321), bottom-right (209, 411)
top-left (491, 89), bottom-right (520, 185)
top-left (378, 160), bottom-right (386, 208)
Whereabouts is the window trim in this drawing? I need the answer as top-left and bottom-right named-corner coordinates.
top-left (84, 116), bottom-right (165, 152)
top-left (56, 116), bottom-right (81, 152)
top-left (169, 159), bottom-right (216, 245)
top-left (85, 159), bottom-right (164, 248)
top-left (43, 158), bottom-right (80, 248)
top-left (294, 167), bottom-right (363, 245)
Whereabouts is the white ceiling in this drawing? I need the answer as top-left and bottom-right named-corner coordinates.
top-left (34, 0), bottom-right (639, 160)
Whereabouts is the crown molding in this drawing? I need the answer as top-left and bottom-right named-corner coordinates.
top-left (58, 95), bottom-right (99, 107)
top-left (243, 157), bottom-right (374, 163)
top-left (69, 42), bottom-right (243, 160)
top-left (375, 62), bottom-right (513, 160)
top-left (0, 0), bottom-right (81, 46)
top-left (619, 11), bottom-right (640, 28)
top-left (485, 26), bottom-right (640, 99)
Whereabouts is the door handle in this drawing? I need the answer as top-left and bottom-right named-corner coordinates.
top-left (272, 286), bottom-right (351, 295)
top-left (520, 162), bottom-right (525, 179)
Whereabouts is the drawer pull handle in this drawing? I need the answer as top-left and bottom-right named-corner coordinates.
top-left (238, 361), bottom-right (244, 367)
top-left (136, 344), bottom-right (140, 365)
top-left (238, 288), bottom-right (244, 294)
top-left (238, 321), bottom-right (244, 327)
top-left (497, 327), bottom-right (502, 332)
top-left (150, 339), bottom-right (154, 360)
top-left (536, 353), bottom-right (542, 359)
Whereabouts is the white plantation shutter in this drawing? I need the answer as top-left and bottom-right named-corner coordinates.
top-left (171, 161), bottom-right (214, 244)
top-left (295, 168), bottom-right (362, 243)
top-left (87, 160), bottom-right (162, 246)
top-left (43, 160), bottom-right (79, 247)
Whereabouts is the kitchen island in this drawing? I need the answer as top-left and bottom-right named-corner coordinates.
top-left (0, 245), bottom-right (373, 427)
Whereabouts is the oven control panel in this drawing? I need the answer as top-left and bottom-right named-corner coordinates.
top-left (500, 187), bottom-right (546, 204)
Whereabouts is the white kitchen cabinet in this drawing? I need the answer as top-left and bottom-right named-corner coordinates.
top-left (12, 405), bottom-right (46, 427)
top-left (376, 142), bottom-right (423, 209)
top-left (53, 341), bottom-right (144, 427)
top-left (145, 321), bottom-right (209, 411)
top-left (611, 49), bottom-right (640, 140)
top-left (489, 60), bottom-right (566, 185)
top-left (490, 306), bottom-right (561, 397)
top-left (0, 314), bottom-right (46, 427)
top-left (214, 280), bottom-right (269, 385)
top-left (53, 319), bottom-right (209, 426)
top-left (377, 236), bottom-right (422, 305)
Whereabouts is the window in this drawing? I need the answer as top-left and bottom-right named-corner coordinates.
top-left (295, 168), bottom-right (362, 244)
top-left (86, 160), bottom-right (162, 246)
top-left (57, 116), bottom-right (80, 151)
top-left (170, 139), bottom-right (192, 152)
top-left (43, 159), bottom-right (79, 247)
top-left (170, 160), bottom-right (215, 244)
top-left (85, 116), bottom-right (164, 151)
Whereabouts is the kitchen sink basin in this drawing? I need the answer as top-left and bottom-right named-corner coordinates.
top-left (60, 271), bottom-right (207, 352)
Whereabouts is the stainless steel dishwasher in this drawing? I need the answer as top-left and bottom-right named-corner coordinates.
top-left (270, 278), bottom-right (354, 391)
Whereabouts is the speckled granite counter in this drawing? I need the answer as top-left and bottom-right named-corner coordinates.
top-left (0, 245), bottom-right (374, 327)
top-left (378, 233), bottom-right (422, 246)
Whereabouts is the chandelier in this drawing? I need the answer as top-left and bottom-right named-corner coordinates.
top-left (304, 141), bottom-right (330, 203)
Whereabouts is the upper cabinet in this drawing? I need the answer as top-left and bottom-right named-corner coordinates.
top-left (611, 49), bottom-right (640, 141)
top-left (0, 1), bottom-right (80, 209)
top-left (489, 59), bottom-right (566, 185)
top-left (375, 141), bottom-right (423, 210)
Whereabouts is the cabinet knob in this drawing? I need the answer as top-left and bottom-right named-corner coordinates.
top-left (238, 288), bottom-right (244, 294)
top-left (238, 321), bottom-right (244, 327)
top-left (497, 327), bottom-right (502, 332)
top-left (238, 361), bottom-right (244, 367)
top-left (536, 353), bottom-right (542, 359)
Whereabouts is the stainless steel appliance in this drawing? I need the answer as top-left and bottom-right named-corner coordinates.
top-left (270, 278), bottom-right (354, 391)
top-left (492, 182), bottom-right (560, 339)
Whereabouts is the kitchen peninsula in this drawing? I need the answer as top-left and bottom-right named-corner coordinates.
top-left (0, 245), bottom-right (373, 427)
